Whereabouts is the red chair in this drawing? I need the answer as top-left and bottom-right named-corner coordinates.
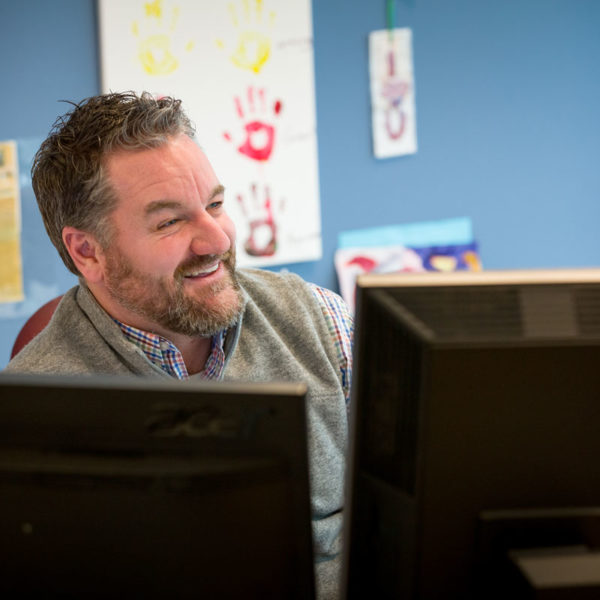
top-left (11, 296), bottom-right (63, 359)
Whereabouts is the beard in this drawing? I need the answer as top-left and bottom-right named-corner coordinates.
top-left (103, 247), bottom-right (243, 337)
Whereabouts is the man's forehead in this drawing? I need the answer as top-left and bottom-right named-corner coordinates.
top-left (104, 136), bottom-right (217, 199)
top-left (104, 135), bottom-right (197, 169)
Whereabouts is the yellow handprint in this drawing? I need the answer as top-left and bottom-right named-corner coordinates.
top-left (132, 0), bottom-right (194, 76)
top-left (217, 0), bottom-right (276, 74)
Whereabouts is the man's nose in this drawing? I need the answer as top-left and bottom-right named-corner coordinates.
top-left (189, 215), bottom-right (231, 257)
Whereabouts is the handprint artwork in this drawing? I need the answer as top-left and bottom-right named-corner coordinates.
top-left (223, 86), bottom-right (283, 162)
top-left (216, 0), bottom-right (276, 74)
top-left (237, 183), bottom-right (284, 257)
top-left (131, 0), bottom-right (194, 76)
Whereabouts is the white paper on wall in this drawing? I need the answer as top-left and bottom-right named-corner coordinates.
top-left (98, 0), bottom-right (321, 267)
top-left (369, 28), bottom-right (417, 159)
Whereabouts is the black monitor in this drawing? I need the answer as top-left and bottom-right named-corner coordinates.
top-left (343, 269), bottom-right (600, 599)
top-left (0, 373), bottom-right (315, 598)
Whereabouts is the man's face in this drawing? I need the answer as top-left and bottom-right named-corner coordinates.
top-left (99, 134), bottom-right (242, 338)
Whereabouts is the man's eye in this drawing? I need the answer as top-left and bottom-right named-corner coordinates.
top-left (158, 218), bottom-right (179, 230)
top-left (209, 200), bottom-right (224, 210)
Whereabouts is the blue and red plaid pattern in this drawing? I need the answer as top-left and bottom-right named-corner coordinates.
top-left (115, 321), bottom-right (227, 380)
top-left (116, 283), bottom-right (354, 404)
top-left (308, 283), bottom-right (354, 405)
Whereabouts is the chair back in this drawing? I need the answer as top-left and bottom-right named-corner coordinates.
top-left (11, 296), bottom-right (63, 359)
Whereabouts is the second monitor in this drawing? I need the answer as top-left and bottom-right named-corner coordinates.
top-left (343, 269), bottom-right (600, 599)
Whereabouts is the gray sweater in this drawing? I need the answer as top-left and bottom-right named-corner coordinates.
top-left (5, 268), bottom-right (348, 598)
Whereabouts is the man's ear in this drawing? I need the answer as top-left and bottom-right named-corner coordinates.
top-left (62, 227), bottom-right (106, 283)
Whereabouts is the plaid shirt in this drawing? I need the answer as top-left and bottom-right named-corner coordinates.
top-left (116, 283), bottom-right (354, 404)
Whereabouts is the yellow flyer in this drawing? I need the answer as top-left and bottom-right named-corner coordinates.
top-left (0, 140), bottom-right (24, 302)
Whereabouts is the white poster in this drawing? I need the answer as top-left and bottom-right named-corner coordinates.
top-left (98, 0), bottom-right (321, 267)
top-left (369, 28), bottom-right (417, 159)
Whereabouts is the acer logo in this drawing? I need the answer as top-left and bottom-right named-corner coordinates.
top-left (145, 406), bottom-right (239, 438)
top-left (145, 405), bottom-right (272, 439)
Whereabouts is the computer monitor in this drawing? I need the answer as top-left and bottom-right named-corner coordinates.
top-left (0, 373), bottom-right (315, 598)
top-left (342, 269), bottom-right (600, 599)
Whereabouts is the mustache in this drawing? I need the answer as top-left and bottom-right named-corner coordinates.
top-left (174, 249), bottom-right (235, 280)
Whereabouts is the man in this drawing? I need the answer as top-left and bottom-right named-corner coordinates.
top-left (5, 92), bottom-right (352, 598)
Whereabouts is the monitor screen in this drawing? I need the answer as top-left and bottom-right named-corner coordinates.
top-left (0, 373), bottom-right (315, 598)
top-left (342, 269), bottom-right (600, 599)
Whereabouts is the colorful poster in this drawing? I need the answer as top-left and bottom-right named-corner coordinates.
top-left (0, 140), bottom-right (24, 303)
top-left (335, 218), bottom-right (482, 313)
top-left (369, 28), bottom-right (417, 159)
top-left (98, 0), bottom-right (321, 267)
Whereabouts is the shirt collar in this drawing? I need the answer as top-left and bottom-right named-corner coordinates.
top-left (114, 319), bottom-right (227, 380)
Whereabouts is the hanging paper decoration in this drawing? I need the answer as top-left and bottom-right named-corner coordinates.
top-left (369, 27), bottom-right (418, 158)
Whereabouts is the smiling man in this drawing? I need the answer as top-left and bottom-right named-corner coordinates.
top-left (5, 92), bottom-right (353, 599)
top-left (76, 133), bottom-right (242, 374)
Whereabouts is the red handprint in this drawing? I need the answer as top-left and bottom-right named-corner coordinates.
top-left (223, 86), bottom-right (282, 162)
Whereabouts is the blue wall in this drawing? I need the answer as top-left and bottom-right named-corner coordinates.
top-left (1, 0), bottom-right (600, 367)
